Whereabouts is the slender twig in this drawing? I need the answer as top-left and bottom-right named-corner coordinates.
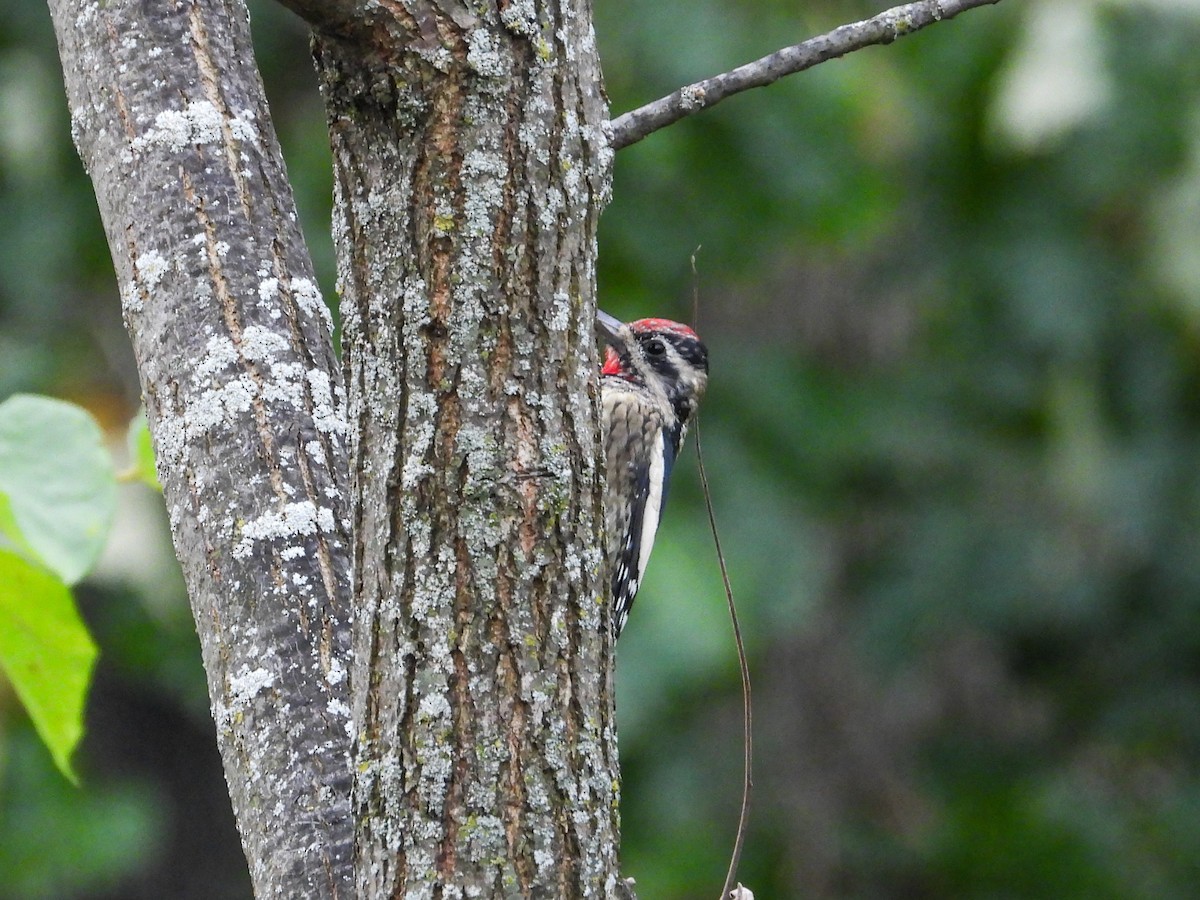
top-left (609, 0), bottom-right (1003, 150)
top-left (696, 423), bottom-right (753, 900)
top-left (690, 251), bottom-right (753, 900)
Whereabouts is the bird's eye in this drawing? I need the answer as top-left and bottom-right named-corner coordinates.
top-left (645, 338), bottom-right (666, 356)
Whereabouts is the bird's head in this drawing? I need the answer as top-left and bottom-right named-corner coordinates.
top-left (597, 310), bottom-right (709, 426)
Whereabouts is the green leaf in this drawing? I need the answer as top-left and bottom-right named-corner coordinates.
top-left (0, 489), bottom-right (39, 563)
top-left (0, 548), bottom-right (98, 783)
top-left (125, 409), bottom-right (161, 491)
top-left (0, 394), bottom-right (117, 584)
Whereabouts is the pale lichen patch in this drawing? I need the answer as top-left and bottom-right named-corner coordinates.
top-left (233, 500), bottom-right (335, 560)
top-left (74, 1), bottom-right (100, 30)
top-left (499, 0), bottom-right (538, 36)
top-left (240, 324), bottom-right (291, 363)
top-left (326, 656), bottom-right (346, 686)
top-left (119, 280), bottom-right (142, 315)
top-left (229, 108), bottom-right (259, 146)
top-left (137, 249), bottom-right (169, 290)
top-left (258, 276), bottom-right (279, 302)
top-left (416, 692), bottom-right (451, 721)
top-left (194, 335), bottom-right (240, 381)
top-left (466, 28), bottom-right (508, 78)
top-left (229, 664), bottom-right (275, 705)
top-left (292, 277), bottom-right (332, 329)
top-left (327, 697), bottom-right (351, 720)
top-left (679, 82), bottom-right (707, 110)
top-left (131, 99), bottom-right (224, 153)
top-left (188, 373), bottom-right (256, 433)
top-left (307, 368), bottom-right (348, 437)
top-left (547, 291), bottom-right (571, 333)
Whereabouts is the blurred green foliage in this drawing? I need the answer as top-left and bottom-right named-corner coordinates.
top-left (4, 0), bottom-right (1200, 896)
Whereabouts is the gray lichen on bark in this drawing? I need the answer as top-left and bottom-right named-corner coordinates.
top-left (311, 0), bottom-right (621, 895)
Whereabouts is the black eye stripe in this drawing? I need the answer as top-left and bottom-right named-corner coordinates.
top-left (671, 336), bottom-right (708, 370)
top-left (634, 330), bottom-right (708, 371)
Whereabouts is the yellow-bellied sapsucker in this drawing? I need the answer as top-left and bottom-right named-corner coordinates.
top-left (597, 310), bottom-right (709, 637)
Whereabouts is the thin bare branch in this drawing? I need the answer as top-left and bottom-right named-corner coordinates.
top-left (697, 420), bottom-right (754, 900)
top-left (609, 0), bottom-right (1003, 150)
top-left (690, 251), bottom-right (752, 900)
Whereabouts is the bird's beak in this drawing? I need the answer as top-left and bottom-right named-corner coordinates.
top-left (595, 309), bottom-right (625, 348)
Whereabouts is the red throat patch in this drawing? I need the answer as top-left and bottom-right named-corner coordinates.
top-left (601, 346), bottom-right (623, 376)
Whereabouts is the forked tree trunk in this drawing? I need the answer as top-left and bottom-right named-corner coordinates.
top-left (47, 0), bottom-right (621, 896)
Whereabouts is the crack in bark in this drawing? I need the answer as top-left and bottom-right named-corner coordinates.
top-left (295, 432), bottom-right (345, 640)
top-left (188, 3), bottom-right (256, 225)
top-left (101, 13), bottom-right (137, 142)
top-left (181, 169), bottom-right (286, 503)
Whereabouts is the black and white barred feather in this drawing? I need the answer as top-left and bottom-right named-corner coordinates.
top-left (597, 311), bottom-right (709, 637)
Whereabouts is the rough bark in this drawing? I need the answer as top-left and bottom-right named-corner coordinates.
top-left (46, 2), bottom-right (354, 897)
top-left (54, 0), bottom-right (627, 893)
top-left (307, 1), bottom-right (621, 895)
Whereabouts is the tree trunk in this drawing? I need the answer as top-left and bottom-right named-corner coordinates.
top-left (49, 0), bottom-right (623, 895)
top-left (308, 2), bottom-right (622, 895)
top-left (46, 1), bottom-right (354, 896)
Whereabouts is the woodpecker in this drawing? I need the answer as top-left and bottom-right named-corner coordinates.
top-left (597, 309), bottom-right (709, 637)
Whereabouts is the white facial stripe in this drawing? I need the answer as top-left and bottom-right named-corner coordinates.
top-left (660, 340), bottom-right (707, 397)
